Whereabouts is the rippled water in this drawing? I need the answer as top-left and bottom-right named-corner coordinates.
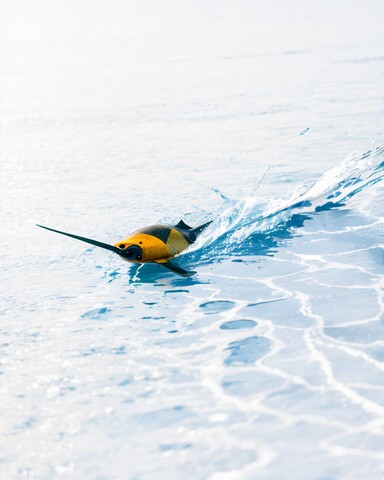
top-left (1, 1), bottom-right (384, 479)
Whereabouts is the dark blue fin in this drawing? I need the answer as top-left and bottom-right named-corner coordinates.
top-left (154, 261), bottom-right (196, 277)
top-left (174, 220), bottom-right (192, 230)
top-left (189, 221), bottom-right (213, 241)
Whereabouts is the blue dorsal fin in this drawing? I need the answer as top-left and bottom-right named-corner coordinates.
top-left (174, 219), bottom-right (192, 230)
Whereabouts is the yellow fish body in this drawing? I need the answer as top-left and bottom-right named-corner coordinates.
top-left (37, 220), bottom-right (211, 276)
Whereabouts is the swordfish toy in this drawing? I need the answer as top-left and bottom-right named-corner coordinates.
top-left (37, 220), bottom-right (212, 276)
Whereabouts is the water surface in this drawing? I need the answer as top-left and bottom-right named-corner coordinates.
top-left (1, 1), bottom-right (384, 479)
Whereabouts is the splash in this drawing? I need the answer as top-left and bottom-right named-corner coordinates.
top-left (184, 145), bottom-right (384, 264)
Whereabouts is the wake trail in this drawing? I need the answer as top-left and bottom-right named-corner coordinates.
top-left (183, 145), bottom-right (384, 263)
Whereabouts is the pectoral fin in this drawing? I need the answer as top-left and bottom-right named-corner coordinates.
top-left (154, 260), bottom-right (196, 277)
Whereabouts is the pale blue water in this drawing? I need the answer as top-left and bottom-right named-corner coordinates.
top-left (1, 1), bottom-right (384, 479)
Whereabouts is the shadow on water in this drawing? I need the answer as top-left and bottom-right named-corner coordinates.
top-left (127, 263), bottom-right (210, 286)
top-left (103, 261), bottom-right (211, 286)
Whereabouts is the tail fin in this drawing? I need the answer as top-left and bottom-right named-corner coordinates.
top-left (189, 221), bottom-right (212, 241)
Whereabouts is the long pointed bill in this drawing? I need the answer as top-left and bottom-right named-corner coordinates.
top-left (36, 224), bottom-right (122, 254)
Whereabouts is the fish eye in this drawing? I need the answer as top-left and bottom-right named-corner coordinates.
top-left (139, 242), bottom-right (142, 244)
top-left (119, 244), bottom-right (125, 249)
top-left (136, 255), bottom-right (142, 260)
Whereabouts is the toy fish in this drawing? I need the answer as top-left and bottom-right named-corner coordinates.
top-left (36, 220), bottom-right (211, 276)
